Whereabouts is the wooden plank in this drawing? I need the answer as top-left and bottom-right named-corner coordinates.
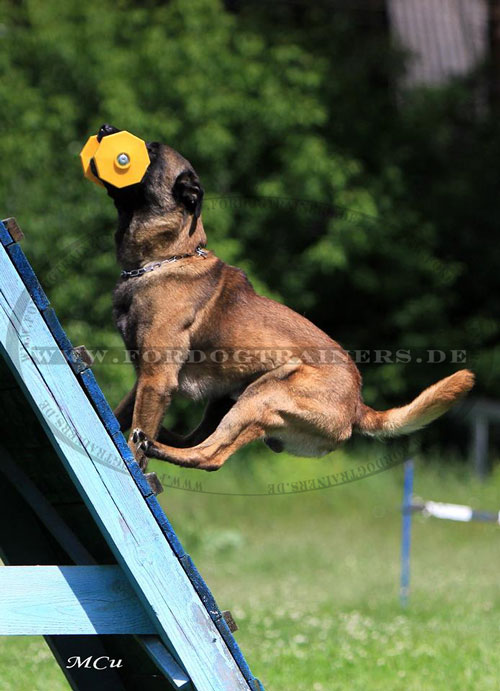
top-left (109, 427), bottom-right (154, 498)
top-left (214, 616), bottom-right (254, 684)
top-left (73, 344), bottom-right (94, 369)
top-left (145, 494), bottom-right (186, 559)
top-left (0, 565), bottom-right (156, 635)
top-left (222, 610), bottom-right (238, 633)
top-left (0, 447), bottom-right (192, 690)
top-left (144, 471), bottom-right (164, 496)
top-left (1, 217), bottom-right (24, 243)
top-left (0, 479), bottom-right (129, 691)
top-left (139, 636), bottom-right (193, 690)
top-left (0, 220), bottom-right (14, 246)
top-left (6, 242), bottom-right (50, 310)
top-left (0, 445), bottom-right (94, 564)
top-left (0, 246), bottom-right (252, 691)
top-left (42, 307), bottom-right (89, 374)
top-left (42, 306), bottom-right (75, 361)
top-left (180, 554), bottom-right (221, 621)
top-left (80, 369), bottom-right (121, 436)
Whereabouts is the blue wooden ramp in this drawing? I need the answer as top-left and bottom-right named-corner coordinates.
top-left (0, 218), bottom-right (264, 691)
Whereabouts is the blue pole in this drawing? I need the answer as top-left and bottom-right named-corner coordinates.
top-left (400, 459), bottom-right (414, 607)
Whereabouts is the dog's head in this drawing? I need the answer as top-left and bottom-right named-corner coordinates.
top-left (94, 124), bottom-right (204, 240)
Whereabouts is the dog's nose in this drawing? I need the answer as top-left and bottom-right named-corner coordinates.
top-left (97, 123), bottom-right (121, 142)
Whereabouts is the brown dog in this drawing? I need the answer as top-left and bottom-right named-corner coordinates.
top-left (95, 125), bottom-right (474, 472)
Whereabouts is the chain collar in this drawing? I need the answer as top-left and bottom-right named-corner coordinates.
top-left (120, 246), bottom-right (208, 279)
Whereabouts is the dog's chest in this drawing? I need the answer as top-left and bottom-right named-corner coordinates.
top-left (112, 281), bottom-right (140, 349)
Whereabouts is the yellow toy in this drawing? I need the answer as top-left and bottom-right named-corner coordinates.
top-left (79, 130), bottom-right (150, 188)
top-left (79, 135), bottom-right (103, 187)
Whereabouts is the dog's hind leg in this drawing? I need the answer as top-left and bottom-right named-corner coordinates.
top-left (137, 413), bottom-right (264, 471)
top-left (136, 377), bottom-right (288, 471)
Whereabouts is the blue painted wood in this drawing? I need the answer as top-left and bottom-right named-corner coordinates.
top-left (80, 369), bottom-right (121, 435)
top-left (0, 220), bottom-right (13, 247)
top-left (42, 306), bottom-right (74, 358)
top-left (42, 307), bottom-right (88, 374)
top-left (251, 680), bottom-right (265, 691)
top-left (0, 445), bottom-right (193, 689)
top-left (111, 428), bottom-right (153, 498)
top-left (5, 243), bottom-right (50, 310)
top-left (0, 245), bottom-right (252, 691)
top-left (146, 495), bottom-right (186, 559)
top-left (0, 566), bottom-right (156, 635)
top-left (0, 445), bottom-right (94, 565)
top-left (0, 458), bottom-right (131, 690)
top-left (179, 553), bottom-right (255, 685)
top-left (400, 459), bottom-right (414, 607)
top-left (214, 616), bottom-right (254, 685)
top-left (139, 636), bottom-right (193, 690)
top-left (180, 554), bottom-right (220, 621)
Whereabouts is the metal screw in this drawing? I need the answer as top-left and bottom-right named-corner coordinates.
top-left (116, 153), bottom-right (130, 166)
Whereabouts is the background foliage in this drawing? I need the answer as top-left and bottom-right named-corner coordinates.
top-left (0, 0), bottom-right (498, 450)
top-left (1, 4), bottom-right (500, 688)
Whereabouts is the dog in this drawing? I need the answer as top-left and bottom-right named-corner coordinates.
top-left (93, 124), bottom-right (474, 472)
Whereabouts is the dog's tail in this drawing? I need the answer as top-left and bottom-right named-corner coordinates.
top-left (354, 369), bottom-right (475, 438)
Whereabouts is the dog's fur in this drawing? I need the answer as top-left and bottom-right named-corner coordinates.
top-left (95, 125), bottom-right (474, 472)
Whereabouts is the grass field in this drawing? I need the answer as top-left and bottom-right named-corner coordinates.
top-left (1, 443), bottom-right (500, 690)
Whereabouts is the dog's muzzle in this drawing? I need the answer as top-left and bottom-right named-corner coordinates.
top-left (97, 123), bottom-right (121, 142)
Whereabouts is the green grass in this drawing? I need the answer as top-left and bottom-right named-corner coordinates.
top-left (2, 445), bottom-right (500, 690)
top-left (0, 637), bottom-right (68, 691)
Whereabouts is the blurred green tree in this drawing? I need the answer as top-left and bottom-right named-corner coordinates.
top-left (0, 0), bottom-right (497, 449)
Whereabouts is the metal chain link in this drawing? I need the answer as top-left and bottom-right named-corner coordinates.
top-left (120, 246), bottom-right (208, 279)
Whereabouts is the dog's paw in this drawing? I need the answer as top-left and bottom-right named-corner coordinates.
top-left (133, 428), bottom-right (152, 451)
top-left (129, 429), bottom-right (152, 470)
top-left (133, 428), bottom-right (156, 457)
top-left (132, 428), bottom-right (146, 444)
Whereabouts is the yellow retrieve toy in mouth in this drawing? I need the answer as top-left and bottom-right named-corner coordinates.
top-left (80, 130), bottom-right (150, 188)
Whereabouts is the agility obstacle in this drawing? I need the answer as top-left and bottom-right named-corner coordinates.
top-left (400, 459), bottom-right (500, 607)
top-left (0, 217), bottom-right (263, 690)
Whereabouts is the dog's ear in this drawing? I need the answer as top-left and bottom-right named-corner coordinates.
top-left (173, 170), bottom-right (204, 234)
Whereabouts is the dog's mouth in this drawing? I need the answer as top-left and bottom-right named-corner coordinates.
top-left (89, 124), bottom-right (122, 182)
top-left (89, 124), bottom-right (157, 191)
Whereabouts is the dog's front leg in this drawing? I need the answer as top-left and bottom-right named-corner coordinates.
top-left (114, 381), bottom-right (137, 431)
top-left (128, 320), bottom-right (190, 469)
top-left (129, 367), bottom-right (181, 471)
